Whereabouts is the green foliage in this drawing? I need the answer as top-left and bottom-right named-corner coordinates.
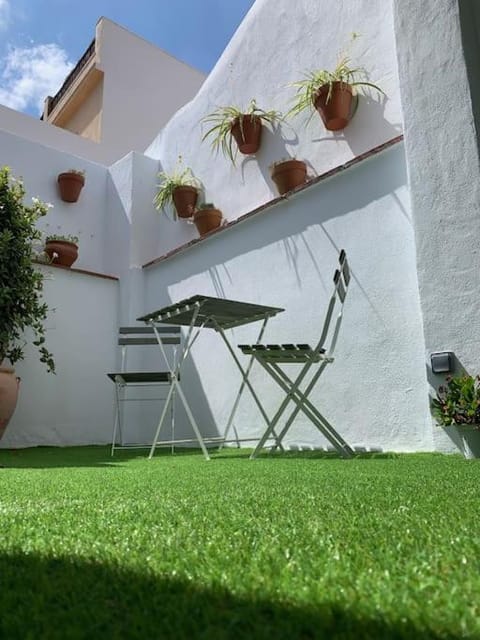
top-left (431, 374), bottom-right (480, 426)
top-left (0, 166), bottom-right (55, 372)
top-left (288, 56), bottom-right (383, 121)
top-left (201, 99), bottom-right (282, 165)
top-left (45, 234), bottom-right (79, 244)
top-left (198, 202), bottom-right (215, 210)
top-left (153, 159), bottom-right (200, 219)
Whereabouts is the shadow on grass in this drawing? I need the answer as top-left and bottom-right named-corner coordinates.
top-left (0, 553), bottom-right (454, 640)
top-left (0, 445), bottom-right (205, 469)
top-left (0, 446), bottom-right (399, 468)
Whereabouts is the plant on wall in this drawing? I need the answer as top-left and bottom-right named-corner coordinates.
top-left (288, 35), bottom-right (383, 130)
top-left (201, 99), bottom-right (283, 164)
top-left (154, 158), bottom-right (201, 219)
top-left (431, 375), bottom-right (480, 426)
top-left (44, 233), bottom-right (79, 268)
top-left (0, 166), bottom-right (55, 372)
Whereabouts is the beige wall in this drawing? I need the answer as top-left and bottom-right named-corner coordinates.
top-left (61, 78), bottom-right (103, 142)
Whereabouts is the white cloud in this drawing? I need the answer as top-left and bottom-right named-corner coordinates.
top-left (0, 0), bottom-right (9, 31)
top-left (0, 43), bottom-right (74, 114)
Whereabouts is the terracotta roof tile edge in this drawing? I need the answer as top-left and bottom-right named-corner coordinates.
top-left (143, 135), bottom-right (404, 270)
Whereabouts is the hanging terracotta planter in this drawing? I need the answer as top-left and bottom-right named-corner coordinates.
top-left (57, 171), bottom-right (85, 203)
top-left (0, 366), bottom-right (20, 441)
top-left (230, 114), bottom-right (263, 155)
top-left (270, 159), bottom-right (307, 195)
top-left (172, 186), bottom-right (198, 219)
top-left (193, 205), bottom-right (223, 237)
top-left (45, 238), bottom-right (79, 267)
top-left (313, 82), bottom-right (353, 131)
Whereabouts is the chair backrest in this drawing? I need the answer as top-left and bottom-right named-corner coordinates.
top-left (316, 250), bottom-right (351, 355)
top-left (117, 326), bottom-right (181, 371)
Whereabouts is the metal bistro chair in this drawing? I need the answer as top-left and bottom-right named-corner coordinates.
top-left (239, 250), bottom-right (355, 459)
top-left (107, 325), bottom-right (181, 455)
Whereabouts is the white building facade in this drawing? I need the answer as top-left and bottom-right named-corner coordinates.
top-left (1, 0), bottom-right (477, 453)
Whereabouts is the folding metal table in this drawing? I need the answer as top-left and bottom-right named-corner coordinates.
top-left (137, 295), bottom-right (284, 460)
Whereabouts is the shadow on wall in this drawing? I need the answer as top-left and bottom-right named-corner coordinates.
top-left (0, 552), bottom-right (452, 640)
top-left (310, 94), bottom-right (402, 157)
top-left (162, 144), bottom-right (407, 286)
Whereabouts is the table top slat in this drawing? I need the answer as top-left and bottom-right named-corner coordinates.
top-left (137, 295), bottom-right (284, 328)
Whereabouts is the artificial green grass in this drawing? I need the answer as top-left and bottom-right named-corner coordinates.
top-left (0, 447), bottom-right (478, 639)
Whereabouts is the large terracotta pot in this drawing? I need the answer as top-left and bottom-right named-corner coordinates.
top-left (57, 172), bottom-right (85, 203)
top-left (45, 240), bottom-right (79, 267)
top-left (270, 159), bottom-right (307, 195)
top-left (172, 186), bottom-right (198, 219)
top-left (193, 208), bottom-right (223, 237)
top-left (230, 115), bottom-right (262, 155)
top-left (313, 81), bottom-right (354, 131)
top-left (0, 366), bottom-right (20, 441)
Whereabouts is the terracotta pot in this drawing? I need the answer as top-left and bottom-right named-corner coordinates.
top-left (193, 208), bottom-right (223, 237)
top-left (172, 186), bottom-right (198, 219)
top-left (270, 160), bottom-right (307, 195)
top-left (230, 115), bottom-right (262, 154)
top-left (0, 366), bottom-right (20, 441)
top-left (313, 81), bottom-right (354, 131)
top-left (45, 240), bottom-right (79, 267)
top-left (57, 172), bottom-right (85, 203)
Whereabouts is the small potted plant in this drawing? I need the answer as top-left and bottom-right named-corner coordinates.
top-left (431, 374), bottom-right (480, 458)
top-left (270, 158), bottom-right (308, 195)
top-left (44, 234), bottom-right (79, 268)
top-left (202, 99), bottom-right (282, 164)
top-left (288, 56), bottom-right (383, 131)
top-left (154, 160), bottom-right (201, 219)
top-left (0, 167), bottom-right (55, 439)
top-left (193, 203), bottom-right (223, 237)
top-left (57, 169), bottom-right (85, 203)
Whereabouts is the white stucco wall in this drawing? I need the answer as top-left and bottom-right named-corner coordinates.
top-left (0, 128), bottom-right (111, 275)
top-left (394, 0), bottom-right (480, 452)
top-left (1, 266), bottom-right (118, 448)
top-left (141, 144), bottom-right (431, 452)
top-left (0, 104), bottom-right (109, 164)
top-left (145, 0), bottom-right (403, 257)
top-left (95, 18), bottom-right (206, 164)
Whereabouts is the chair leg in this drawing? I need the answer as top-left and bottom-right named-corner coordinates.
top-left (111, 382), bottom-right (124, 456)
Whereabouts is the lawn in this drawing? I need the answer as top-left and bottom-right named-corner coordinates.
top-left (0, 447), bottom-right (478, 639)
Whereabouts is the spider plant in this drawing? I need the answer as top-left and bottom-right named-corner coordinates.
top-left (201, 99), bottom-right (282, 165)
top-left (288, 56), bottom-right (383, 121)
top-left (154, 162), bottom-right (201, 219)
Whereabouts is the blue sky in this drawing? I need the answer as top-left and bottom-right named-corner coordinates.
top-left (0, 0), bottom-right (255, 116)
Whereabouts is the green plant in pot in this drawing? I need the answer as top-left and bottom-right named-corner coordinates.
top-left (288, 56), bottom-right (383, 131)
top-left (44, 233), bottom-right (79, 268)
top-left (431, 374), bottom-right (480, 458)
top-left (0, 166), bottom-right (55, 439)
top-left (193, 203), bottom-right (223, 237)
top-left (202, 99), bottom-right (283, 164)
top-left (154, 160), bottom-right (201, 219)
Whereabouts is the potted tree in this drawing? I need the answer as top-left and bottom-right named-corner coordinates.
top-left (193, 203), bottom-right (223, 237)
top-left (431, 374), bottom-right (480, 459)
top-left (288, 56), bottom-right (383, 131)
top-left (44, 234), bottom-right (79, 268)
top-left (202, 99), bottom-right (282, 164)
top-left (154, 161), bottom-right (201, 219)
top-left (270, 158), bottom-right (308, 195)
top-left (0, 167), bottom-right (55, 440)
top-left (57, 169), bottom-right (85, 203)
